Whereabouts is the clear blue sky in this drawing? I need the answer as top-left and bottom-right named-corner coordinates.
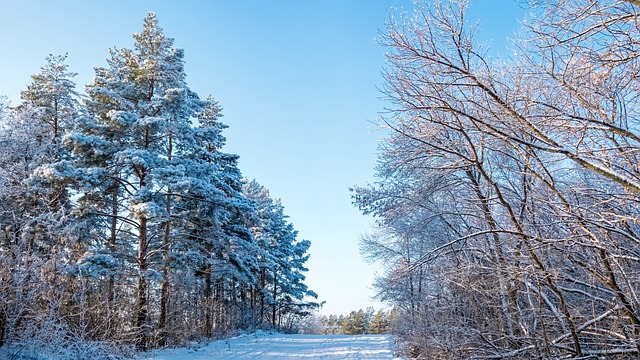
top-left (0, 0), bottom-right (526, 315)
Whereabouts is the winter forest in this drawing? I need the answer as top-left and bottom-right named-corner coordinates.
top-left (351, 0), bottom-right (640, 358)
top-left (0, 12), bottom-right (319, 357)
top-left (4, 0), bottom-right (640, 359)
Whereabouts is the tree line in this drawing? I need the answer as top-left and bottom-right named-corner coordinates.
top-left (354, 0), bottom-right (640, 358)
top-left (0, 13), bottom-right (317, 358)
top-left (303, 307), bottom-right (396, 335)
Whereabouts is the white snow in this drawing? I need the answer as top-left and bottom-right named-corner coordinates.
top-left (145, 332), bottom-right (402, 360)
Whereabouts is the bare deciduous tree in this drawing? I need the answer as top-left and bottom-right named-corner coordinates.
top-left (355, 0), bottom-right (640, 357)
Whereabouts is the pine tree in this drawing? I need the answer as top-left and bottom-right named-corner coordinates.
top-left (0, 55), bottom-right (81, 347)
top-left (243, 180), bottom-right (317, 328)
top-left (368, 309), bottom-right (390, 334)
top-left (18, 54), bottom-right (79, 145)
top-left (70, 13), bottom-right (209, 348)
top-left (160, 97), bottom-right (259, 338)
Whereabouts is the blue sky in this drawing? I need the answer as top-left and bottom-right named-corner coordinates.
top-left (0, 0), bottom-right (526, 315)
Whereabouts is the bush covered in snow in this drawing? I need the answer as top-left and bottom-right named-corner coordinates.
top-left (0, 319), bottom-right (135, 360)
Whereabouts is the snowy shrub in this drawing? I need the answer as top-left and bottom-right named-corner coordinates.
top-left (2, 319), bottom-right (135, 360)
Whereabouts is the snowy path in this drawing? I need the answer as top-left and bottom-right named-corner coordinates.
top-left (146, 333), bottom-right (402, 359)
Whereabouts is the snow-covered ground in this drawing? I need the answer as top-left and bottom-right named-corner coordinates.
top-left (145, 332), bottom-right (403, 360)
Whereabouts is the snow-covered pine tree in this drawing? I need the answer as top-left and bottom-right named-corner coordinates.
top-left (69, 13), bottom-right (209, 349)
top-left (242, 180), bottom-right (280, 325)
top-left (15, 53), bottom-right (80, 226)
top-left (153, 95), bottom-right (260, 340)
top-left (17, 54), bottom-right (79, 144)
top-left (0, 54), bottom-right (81, 347)
top-left (195, 98), bottom-right (260, 335)
top-left (242, 180), bottom-right (317, 328)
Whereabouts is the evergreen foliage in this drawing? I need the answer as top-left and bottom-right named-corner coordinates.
top-left (0, 13), bottom-right (316, 354)
top-left (309, 307), bottom-right (395, 335)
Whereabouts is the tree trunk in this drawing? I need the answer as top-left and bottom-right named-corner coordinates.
top-left (272, 270), bottom-right (277, 328)
top-left (107, 182), bottom-right (118, 332)
top-left (260, 268), bottom-right (266, 325)
top-left (158, 134), bottom-right (173, 346)
top-left (135, 161), bottom-right (149, 350)
top-left (157, 218), bottom-right (170, 346)
top-left (216, 278), bottom-right (224, 331)
top-left (204, 261), bottom-right (212, 338)
top-left (135, 214), bottom-right (148, 350)
top-left (465, 168), bottom-right (518, 340)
